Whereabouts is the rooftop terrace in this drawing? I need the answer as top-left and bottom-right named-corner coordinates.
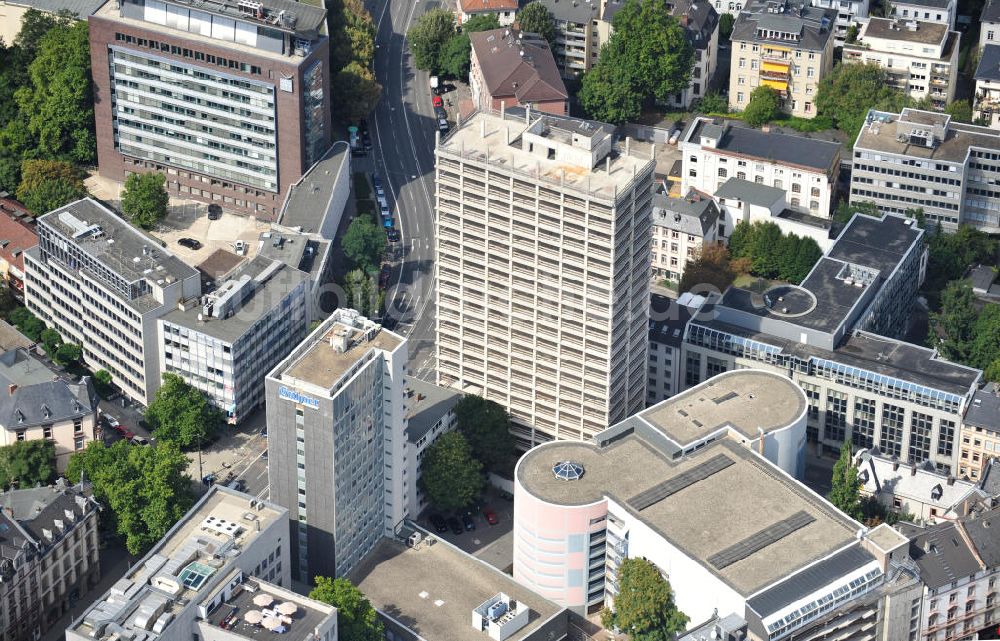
top-left (855, 109), bottom-right (1000, 161)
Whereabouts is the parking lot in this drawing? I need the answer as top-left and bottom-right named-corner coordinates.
top-left (417, 487), bottom-right (516, 572)
top-left (151, 201), bottom-right (269, 266)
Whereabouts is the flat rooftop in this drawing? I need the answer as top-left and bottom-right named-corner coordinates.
top-left (856, 111), bottom-right (1000, 161)
top-left (863, 17), bottom-right (950, 44)
top-left (517, 438), bottom-right (859, 597)
top-left (73, 488), bottom-right (286, 640)
top-left (41, 198), bottom-right (198, 294)
top-left (964, 386), bottom-right (1000, 432)
top-left (93, 0), bottom-right (323, 62)
top-left (279, 313), bottom-right (403, 392)
top-left (437, 110), bottom-right (653, 202)
top-left (638, 370), bottom-right (806, 446)
top-left (350, 538), bottom-right (564, 641)
top-left (161, 257), bottom-right (307, 343)
top-left (718, 212), bottom-right (922, 335)
top-left (404, 379), bottom-right (462, 444)
top-left (204, 570), bottom-right (334, 641)
top-left (278, 143), bottom-right (349, 235)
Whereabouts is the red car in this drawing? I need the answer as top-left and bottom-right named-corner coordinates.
top-left (484, 508), bottom-right (499, 525)
top-left (432, 95), bottom-right (443, 109)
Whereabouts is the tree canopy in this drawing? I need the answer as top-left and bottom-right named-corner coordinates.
top-left (928, 283), bottom-right (1000, 383)
top-left (829, 441), bottom-right (863, 521)
top-left (67, 440), bottom-right (194, 554)
top-left (327, 0), bottom-right (380, 124)
top-left (815, 63), bottom-right (913, 146)
top-left (408, 9), bottom-right (457, 73)
top-left (342, 215), bottom-right (387, 274)
top-left (121, 172), bottom-right (169, 230)
top-left (580, 0), bottom-right (693, 124)
top-left (453, 395), bottom-right (514, 474)
top-left (945, 99), bottom-right (973, 124)
top-left (0, 440), bottom-right (56, 490)
top-left (16, 159), bottom-right (86, 216)
top-left (678, 243), bottom-right (736, 294)
top-left (9, 306), bottom-right (45, 342)
top-left (743, 86), bottom-right (780, 127)
top-left (719, 12), bottom-right (735, 40)
top-left (517, 2), bottom-right (556, 43)
top-left (601, 558), bottom-right (688, 641)
top-left (54, 342), bottom-right (82, 366)
top-left (419, 431), bottom-right (484, 511)
top-left (145, 373), bottom-right (225, 449)
top-left (309, 577), bottom-right (383, 641)
top-left (333, 62), bottom-right (383, 124)
top-left (727, 220), bottom-right (822, 283)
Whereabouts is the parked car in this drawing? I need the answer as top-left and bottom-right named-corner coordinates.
top-left (446, 516), bottom-right (463, 535)
top-left (228, 478), bottom-right (247, 492)
top-left (202, 473), bottom-right (217, 486)
top-left (234, 240), bottom-right (248, 255)
top-left (372, 173), bottom-right (383, 191)
top-left (432, 95), bottom-right (443, 109)
top-left (105, 415), bottom-right (120, 428)
top-left (462, 514), bottom-right (476, 531)
top-left (386, 228), bottom-right (401, 242)
top-left (430, 513), bottom-right (448, 533)
top-left (484, 508), bottom-right (499, 525)
top-left (130, 436), bottom-right (149, 446)
top-left (178, 238), bottom-right (202, 250)
top-left (208, 204), bottom-right (222, 220)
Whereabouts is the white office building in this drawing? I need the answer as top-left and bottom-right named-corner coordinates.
top-left (435, 108), bottom-right (655, 447)
top-left (23, 198), bottom-right (201, 406)
top-left (159, 256), bottom-right (310, 423)
top-left (265, 309), bottom-right (407, 581)
top-left (65, 486), bottom-right (338, 641)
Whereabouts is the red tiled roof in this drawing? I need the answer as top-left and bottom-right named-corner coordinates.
top-left (460, 0), bottom-right (518, 12)
top-left (0, 199), bottom-right (38, 275)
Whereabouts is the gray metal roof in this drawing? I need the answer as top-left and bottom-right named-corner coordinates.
top-left (649, 293), bottom-right (695, 348)
top-left (984, 0), bottom-right (1000, 23)
top-left (4, 482), bottom-right (97, 544)
top-left (403, 379), bottom-right (461, 444)
top-left (535, 0), bottom-right (600, 24)
top-left (652, 191), bottom-right (720, 236)
top-left (908, 522), bottom-right (982, 589)
top-left (691, 120), bottom-right (842, 174)
top-left (714, 177), bottom-right (786, 207)
top-left (963, 505), bottom-right (1000, 568)
top-left (278, 143), bottom-right (349, 236)
top-left (731, 0), bottom-right (837, 51)
top-left (746, 544), bottom-right (876, 618)
top-left (976, 44), bottom-right (1000, 82)
top-left (0, 349), bottom-right (98, 430)
top-left (7, 0), bottom-right (104, 16)
top-left (964, 387), bottom-right (1000, 432)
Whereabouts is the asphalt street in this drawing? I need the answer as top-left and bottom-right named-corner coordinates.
top-left (368, 0), bottom-right (440, 381)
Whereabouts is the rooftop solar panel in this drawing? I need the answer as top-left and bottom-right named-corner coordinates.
top-left (708, 511), bottom-right (816, 570)
top-left (627, 454), bottom-right (734, 511)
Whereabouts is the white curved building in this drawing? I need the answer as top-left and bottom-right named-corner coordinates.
top-left (513, 370), bottom-right (888, 641)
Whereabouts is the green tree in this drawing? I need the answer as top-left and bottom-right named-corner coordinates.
top-left (145, 373), bottom-right (225, 449)
top-left (342, 215), bottom-right (386, 274)
top-left (833, 198), bottom-right (881, 224)
top-left (517, 1), bottom-right (556, 43)
top-left (600, 557), bottom-right (688, 640)
top-left (16, 159), bottom-right (85, 216)
top-left (309, 577), bottom-right (384, 641)
top-left (967, 303), bottom-right (1000, 373)
top-left (829, 441), bottom-right (863, 521)
top-left (94, 369), bottom-right (112, 386)
top-left (845, 23), bottom-right (859, 44)
top-left (407, 8), bottom-right (456, 73)
top-left (437, 32), bottom-right (472, 79)
top-left (0, 440), bottom-right (56, 490)
top-left (693, 91), bottom-right (728, 114)
top-left (719, 12), bottom-right (735, 40)
top-left (816, 63), bottom-right (911, 146)
top-left (40, 327), bottom-right (62, 356)
top-left (453, 395), bottom-right (514, 474)
top-left (928, 282), bottom-right (978, 361)
top-left (54, 342), bottom-right (81, 365)
top-left (462, 14), bottom-right (501, 33)
top-left (121, 172), bottom-right (169, 230)
top-left (332, 62), bottom-right (383, 124)
top-left (743, 86), bottom-right (780, 127)
top-left (679, 243), bottom-right (735, 294)
top-left (945, 99), bottom-right (973, 124)
top-left (15, 311), bottom-right (45, 342)
top-left (419, 431), bottom-right (484, 511)
top-left (14, 20), bottom-right (95, 162)
top-left (579, 57), bottom-right (643, 124)
top-left (0, 286), bottom-right (18, 318)
top-left (67, 440), bottom-right (193, 554)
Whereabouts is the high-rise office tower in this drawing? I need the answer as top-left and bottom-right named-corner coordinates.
top-left (265, 309), bottom-right (407, 581)
top-left (434, 108), bottom-right (655, 447)
top-left (88, 0), bottom-right (331, 219)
